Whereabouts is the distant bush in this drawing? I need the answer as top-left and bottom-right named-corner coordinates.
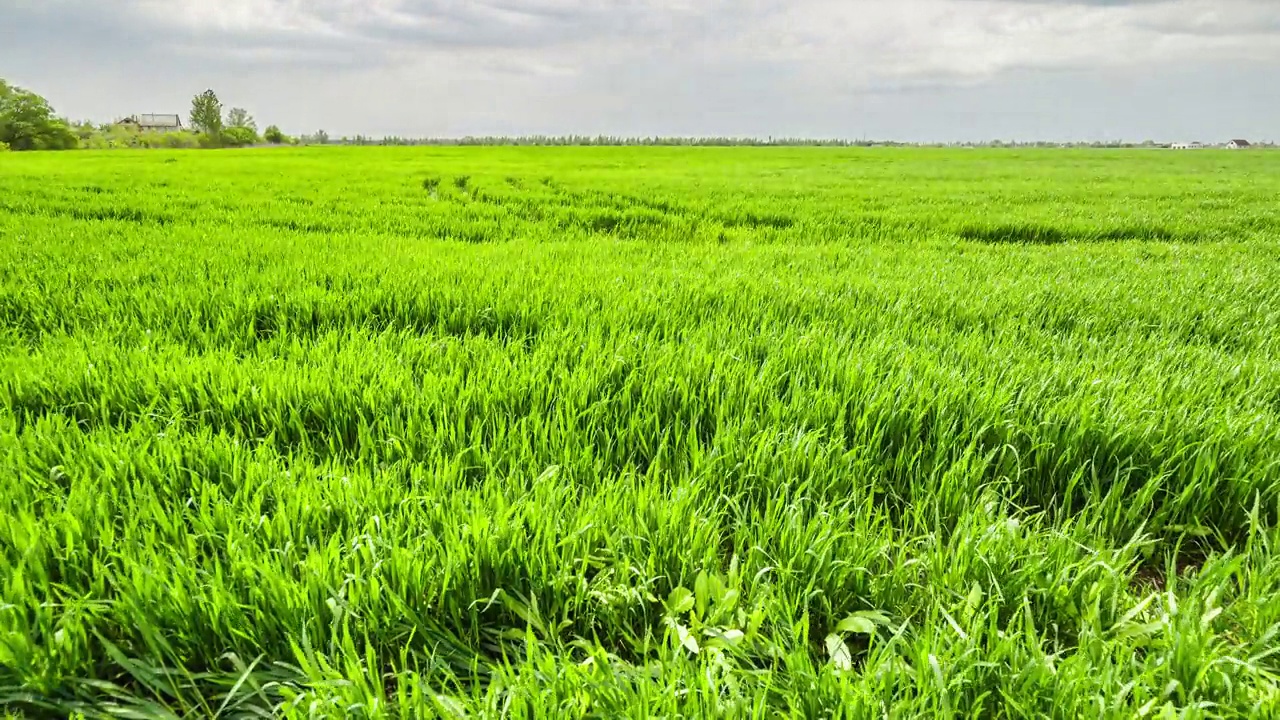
top-left (63, 114), bottom-right (286, 151)
top-left (0, 140), bottom-right (9, 152)
top-left (72, 123), bottom-right (200, 150)
top-left (156, 132), bottom-right (198, 149)
top-left (221, 126), bottom-right (259, 147)
top-left (263, 125), bottom-right (285, 144)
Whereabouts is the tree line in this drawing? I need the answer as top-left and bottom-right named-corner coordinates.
top-left (0, 80), bottom-right (291, 151)
top-left (4, 77), bottom-right (1271, 152)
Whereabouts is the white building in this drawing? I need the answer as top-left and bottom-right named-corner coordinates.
top-left (1226, 139), bottom-right (1252, 150)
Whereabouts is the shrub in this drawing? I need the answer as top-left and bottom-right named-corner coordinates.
top-left (263, 125), bottom-right (285, 144)
top-left (78, 135), bottom-right (109, 150)
top-left (221, 126), bottom-right (259, 147)
top-left (158, 132), bottom-right (198, 149)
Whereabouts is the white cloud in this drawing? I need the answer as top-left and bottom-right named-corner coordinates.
top-left (2, 0), bottom-right (1278, 139)
top-left (107, 0), bottom-right (1280, 79)
top-left (719, 0), bottom-right (1280, 88)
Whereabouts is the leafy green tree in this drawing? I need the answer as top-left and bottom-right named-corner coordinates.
top-left (226, 107), bottom-right (256, 133)
top-left (189, 90), bottom-right (223, 137)
top-left (263, 125), bottom-right (285, 144)
top-left (0, 79), bottom-right (77, 150)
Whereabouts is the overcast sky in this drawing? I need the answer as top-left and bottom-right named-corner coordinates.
top-left (3, 0), bottom-right (1277, 141)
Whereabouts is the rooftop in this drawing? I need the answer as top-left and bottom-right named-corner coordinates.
top-left (129, 114), bottom-right (183, 128)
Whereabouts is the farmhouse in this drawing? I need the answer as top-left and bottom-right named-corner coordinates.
top-left (1226, 139), bottom-right (1252, 150)
top-left (119, 114), bottom-right (184, 132)
top-left (1170, 142), bottom-right (1201, 150)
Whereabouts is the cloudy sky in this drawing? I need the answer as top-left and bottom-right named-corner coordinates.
top-left (3, 0), bottom-right (1277, 141)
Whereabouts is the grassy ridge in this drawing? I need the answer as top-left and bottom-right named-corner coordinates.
top-left (3, 147), bottom-right (1280, 717)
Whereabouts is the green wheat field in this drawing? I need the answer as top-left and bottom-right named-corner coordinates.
top-left (3, 147), bottom-right (1280, 718)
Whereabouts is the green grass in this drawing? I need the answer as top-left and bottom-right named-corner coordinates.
top-left (2, 146), bottom-right (1280, 718)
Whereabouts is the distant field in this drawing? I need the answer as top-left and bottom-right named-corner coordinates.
top-left (3, 147), bottom-right (1280, 718)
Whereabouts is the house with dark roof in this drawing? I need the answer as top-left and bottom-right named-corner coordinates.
top-left (1226, 139), bottom-right (1252, 149)
top-left (119, 114), bottom-right (184, 132)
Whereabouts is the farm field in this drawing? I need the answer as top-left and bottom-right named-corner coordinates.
top-left (3, 146), bottom-right (1280, 718)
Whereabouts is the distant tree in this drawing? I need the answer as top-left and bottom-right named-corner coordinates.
top-left (314, 129), bottom-right (329, 145)
top-left (189, 89), bottom-right (223, 137)
top-left (0, 79), bottom-right (77, 150)
top-left (223, 106), bottom-right (259, 145)
top-left (226, 107), bottom-right (256, 132)
top-left (263, 125), bottom-right (284, 144)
